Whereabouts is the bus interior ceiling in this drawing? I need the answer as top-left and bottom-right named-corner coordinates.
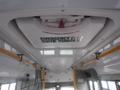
top-left (0, 0), bottom-right (120, 90)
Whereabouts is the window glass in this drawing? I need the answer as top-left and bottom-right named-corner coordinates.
top-left (94, 81), bottom-right (99, 90)
top-left (108, 81), bottom-right (117, 90)
top-left (11, 48), bottom-right (17, 53)
top-left (113, 37), bottom-right (120, 45)
top-left (99, 49), bottom-right (103, 53)
top-left (1, 84), bottom-right (9, 90)
top-left (89, 81), bottom-right (93, 90)
top-left (4, 42), bottom-right (11, 51)
top-left (101, 81), bottom-right (108, 89)
top-left (118, 82), bottom-right (120, 85)
top-left (61, 86), bottom-right (74, 90)
top-left (104, 44), bottom-right (111, 50)
top-left (45, 88), bottom-right (55, 90)
top-left (9, 83), bottom-right (16, 90)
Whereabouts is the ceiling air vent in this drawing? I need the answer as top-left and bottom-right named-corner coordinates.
top-left (11, 15), bottom-right (107, 48)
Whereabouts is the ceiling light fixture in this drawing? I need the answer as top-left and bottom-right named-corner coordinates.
top-left (40, 50), bottom-right (55, 55)
top-left (60, 50), bottom-right (73, 55)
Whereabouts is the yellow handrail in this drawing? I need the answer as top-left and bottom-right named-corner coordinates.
top-left (83, 44), bottom-right (120, 66)
top-left (0, 48), bottom-right (35, 68)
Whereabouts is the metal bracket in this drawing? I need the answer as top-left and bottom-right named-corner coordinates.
top-left (95, 52), bottom-right (101, 60)
top-left (17, 54), bottom-right (24, 62)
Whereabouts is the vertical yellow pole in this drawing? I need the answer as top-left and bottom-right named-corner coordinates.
top-left (42, 68), bottom-right (45, 90)
top-left (40, 67), bottom-right (46, 90)
top-left (72, 66), bottom-right (77, 90)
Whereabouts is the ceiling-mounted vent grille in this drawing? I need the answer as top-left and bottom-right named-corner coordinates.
top-left (40, 36), bottom-right (81, 43)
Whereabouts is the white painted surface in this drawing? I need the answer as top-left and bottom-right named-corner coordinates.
top-left (0, 55), bottom-right (35, 79)
top-left (47, 70), bottom-right (72, 82)
top-left (0, 0), bottom-right (119, 11)
top-left (77, 82), bottom-right (89, 90)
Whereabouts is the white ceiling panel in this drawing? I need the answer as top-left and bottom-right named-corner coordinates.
top-left (0, 0), bottom-right (119, 11)
top-left (40, 56), bottom-right (74, 72)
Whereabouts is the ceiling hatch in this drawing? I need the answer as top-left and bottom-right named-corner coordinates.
top-left (13, 15), bottom-right (106, 48)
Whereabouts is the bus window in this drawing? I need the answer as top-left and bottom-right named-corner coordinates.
top-left (101, 81), bottom-right (109, 90)
top-left (94, 81), bottom-right (99, 90)
top-left (89, 81), bottom-right (93, 90)
top-left (1, 84), bottom-right (9, 90)
top-left (45, 88), bottom-right (56, 90)
top-left (108, 81), bottom-right (117, 90)
top-left (61, 86), bottom-right (74, 90)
